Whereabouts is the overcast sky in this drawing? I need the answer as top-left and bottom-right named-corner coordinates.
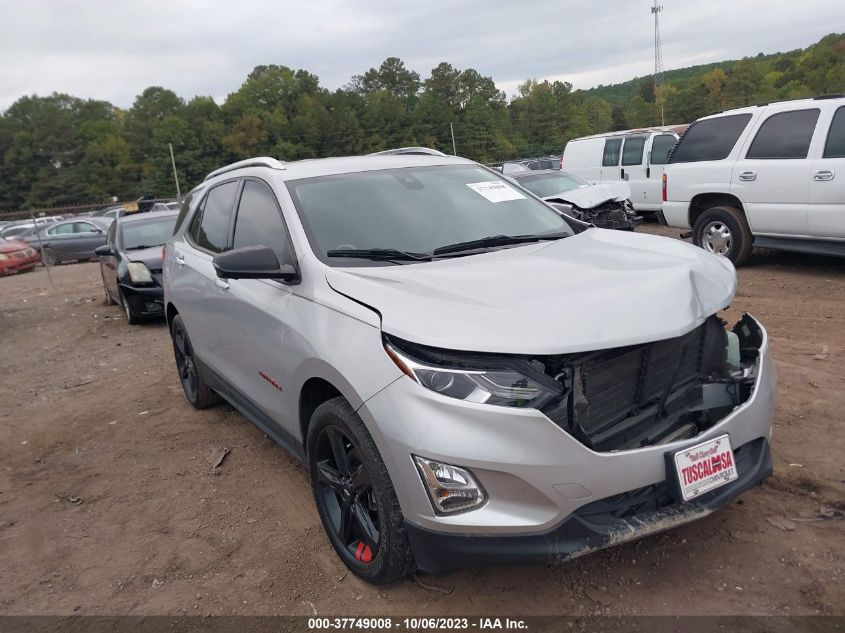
top-left (1, 0), bottom-right (843, 111)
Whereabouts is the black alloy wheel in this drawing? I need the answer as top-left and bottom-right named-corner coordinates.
top-left (313, 424), bottom-right (381, 565)
top-left (169, 315), bottom-right (218, 409)
top-left (172, 321), bottom-right (198, 402)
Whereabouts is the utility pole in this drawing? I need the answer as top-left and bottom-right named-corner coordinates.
top-left (450, 122), bottom-right (457, 156)
top-left (169, 143), bottom-right (182, 201)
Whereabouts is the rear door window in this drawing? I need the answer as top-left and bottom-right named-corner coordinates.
top-left (746, 109), bottom-right (820, 159)
top-left (669, 113), bottom-right (752, 163)
top-left (650, 134), bottom-right (677, 165)
top-left (602, 138), bottom-right (622, 166)
top-left (194, 181), bottom-right (238, 253)
top-left (232, 180), bottom-right (293, 266)
top-left (621, 136), bottom-right (647, 166)
top-left (823, 106), bottom-right (845, 159)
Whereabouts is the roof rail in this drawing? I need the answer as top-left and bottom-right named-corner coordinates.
top-left (814, 94), bottom-right (845, 100)
top-left (368, 147), bottom-right (447, 157)
top-left (204, 157), bottom-right (285, 181)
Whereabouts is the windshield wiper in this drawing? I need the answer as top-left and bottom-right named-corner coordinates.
top-left (433, 233), bottom-right (568, 256)
top-left (124, 244), bottom-right (161, 251)
top-left (326, 248), bottom-right (432, 262)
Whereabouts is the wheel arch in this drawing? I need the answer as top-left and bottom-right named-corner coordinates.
top-left (165, 302), bottom-right (179, 331)
top-left (299, 377), bottom-right (344, 449)
top-left (689, 193), bottom-right (745, 229)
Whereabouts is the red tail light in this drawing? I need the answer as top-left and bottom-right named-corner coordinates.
top-left (662, 173), bottom-right (667, 202)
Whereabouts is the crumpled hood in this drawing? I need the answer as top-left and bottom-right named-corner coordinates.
top-left (126, 246), bottom-right (163, 270)
top-left (325, 230), bottom-right (736, 355)
top-left (546, 181), bottom-right (631, 209)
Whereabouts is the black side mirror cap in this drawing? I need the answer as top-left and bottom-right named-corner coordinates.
top-left (94, 244), bottom-right (114, 257)
top-left (213, 245), bottom-right (299, 281)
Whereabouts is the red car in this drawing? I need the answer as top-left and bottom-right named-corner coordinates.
top-left (0, 237), bottom-right (40, 275)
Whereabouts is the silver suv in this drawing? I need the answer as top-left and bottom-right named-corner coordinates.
top-left (164, 154), bottom-right (775, 583)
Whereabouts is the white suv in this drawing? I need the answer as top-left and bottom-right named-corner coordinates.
top-left (662, 96), bottom-right (845, 264)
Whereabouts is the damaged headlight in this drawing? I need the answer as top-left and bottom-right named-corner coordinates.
top-left (384, 336), bottom-right (562, 408)
top-left (126, 262), bottom-right (153, 284)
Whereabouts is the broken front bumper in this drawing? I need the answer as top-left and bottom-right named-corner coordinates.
top-left (405, 437), bottom-right (771, 574)
top-left (359, 314), bottom-right (775, 574)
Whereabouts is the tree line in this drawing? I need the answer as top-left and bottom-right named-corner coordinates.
top-left (0, 32), bottom-right (842, 211)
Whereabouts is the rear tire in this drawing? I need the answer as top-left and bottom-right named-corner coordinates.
top-left (41, 247), bottom-right (60, 267)
top-left (170, 315), bottom-right (218, 409)
top-left (692, 206), bottom-right (753, 266)
top-left (307, 397), bottom-right (414, 584)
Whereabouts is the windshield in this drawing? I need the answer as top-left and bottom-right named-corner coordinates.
top-left (514, 172), bottom-right (588, 198)
top-left (120, 215), bottom-right (178, 250)
top-left (287, 165), bottom-right (571, 265)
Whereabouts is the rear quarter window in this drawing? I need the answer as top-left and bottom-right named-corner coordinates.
top-left (746, 109), bottom-right (820, 159)
top-left (823, 106), bottom-right (845, 159)
top-left (669, 113), bottom-right (752, 163)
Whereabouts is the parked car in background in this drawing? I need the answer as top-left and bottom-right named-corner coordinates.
top-left (22, 217), bottom-right (112, 265)
top-left (663, 96), bottom-right (845, 264)
top-left (88, 205), bottom-right (127, 220)
top-left (494, 157), bottom-right (562, 174)
top-left (150, 201), bottom-right (180, 212)
top-left (508, 169), bottom-right (641, 230)
top-left (164, 155), bottom-right (773, 584)
top-left (95, 209), bottom-right (178, 323)
top-left (0, 237), bottom-right (40, 276)
top-left (0, 216), bottom-right (63, 240)
top-left (562, 127), bottom-right (683, 216)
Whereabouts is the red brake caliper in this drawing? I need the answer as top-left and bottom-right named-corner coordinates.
top-left (354, 541), bottom-right (373, 563)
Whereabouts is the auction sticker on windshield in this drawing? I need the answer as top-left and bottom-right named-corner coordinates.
top-left (673, 434), bottom-right (737, 501)
top-left (467, 181), bottom-right (525, 203)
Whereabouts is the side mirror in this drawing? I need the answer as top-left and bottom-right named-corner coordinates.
top-left (94, 244), bottom-right (114, 257)
top-left (213, 245), bottom-right (298, 281)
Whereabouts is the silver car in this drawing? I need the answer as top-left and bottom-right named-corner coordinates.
top-left (164, 154), bottom-right (775, 584)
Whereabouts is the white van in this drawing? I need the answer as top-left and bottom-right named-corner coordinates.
top-left (562, 127), bottom-right (682, 215)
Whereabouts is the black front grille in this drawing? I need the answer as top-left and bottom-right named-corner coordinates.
top-left (541, 316), bottom-right (726, 452)
top-left (575, 438), bottom-right (766, 526)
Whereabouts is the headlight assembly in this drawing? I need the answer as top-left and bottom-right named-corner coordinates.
top-left (126, 262), bottom-right (153, 284)
top-left (384, 336), bottom-right (562, 409)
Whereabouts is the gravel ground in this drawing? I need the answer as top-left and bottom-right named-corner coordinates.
top-left (0, 225), bottom-right (843, 616)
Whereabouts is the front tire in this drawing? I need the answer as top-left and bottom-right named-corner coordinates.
top-left (692, 206), bottom-right (753, 266)
top-left (119, 290), bottom-right (140, 325)
top-left (170, 315), bottom-right (218, 409)
top-left (307, 397), bottom-right (414, 584)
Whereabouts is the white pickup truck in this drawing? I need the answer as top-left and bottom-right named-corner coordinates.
top-left (662, 95), bottom-right (845, 265)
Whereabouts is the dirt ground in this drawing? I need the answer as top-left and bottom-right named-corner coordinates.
top-left (1, 225), bottom-right (843, 617)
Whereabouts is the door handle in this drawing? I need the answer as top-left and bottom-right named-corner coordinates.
top-left (215, 278), bottom-right (230, 290)
top-left (646, 167), bottom-right (651, 178)
top-left (738, 171), bottom-right (757, 182)
top-left (621, 168), bottom-right (628, 181)
top-left (175, 255), bottom-right (185, 266)
top-left (813, 170), bottom-right (835, 181)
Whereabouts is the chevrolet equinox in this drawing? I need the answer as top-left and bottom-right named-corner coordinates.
top-left (163, 154), bottom-right (775, 584)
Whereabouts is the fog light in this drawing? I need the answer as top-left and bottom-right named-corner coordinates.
top-left (413, 456), bottom-right (486, 514)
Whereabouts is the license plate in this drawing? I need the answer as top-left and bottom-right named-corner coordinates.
top-left (673, 434), bottom-right (738, 502)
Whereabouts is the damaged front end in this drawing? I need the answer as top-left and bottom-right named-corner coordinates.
top-left (536, 314), bottom-right (764, 452)
top-left (547, 197), bottom-right (642, 231)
